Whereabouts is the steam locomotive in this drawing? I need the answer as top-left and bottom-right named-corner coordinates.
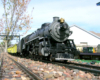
top-left (17, 17), bottom-right (79, 61)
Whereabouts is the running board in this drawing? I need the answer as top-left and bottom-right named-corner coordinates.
top-left (55, 58), bottom-right (74, 61)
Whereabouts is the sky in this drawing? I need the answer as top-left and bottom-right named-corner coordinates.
top-left (26, 0), bottom-right (100, 35)
top-left (0, 0), bottom-right (100, 43)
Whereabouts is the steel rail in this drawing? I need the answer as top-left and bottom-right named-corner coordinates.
top-left (8, 56), bottom-right (43, 80)
top-left (40, 60), bottom-right (100, 75)
top-left (66, 62), bottom-right (100, 69)
top-left (57, 63), bottom-right (100, 74)
top-left (0, 55), bottom-right (3, 79)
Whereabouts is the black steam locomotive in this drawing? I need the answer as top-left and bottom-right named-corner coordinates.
top-left (17, 17), bottom-right (79, 61)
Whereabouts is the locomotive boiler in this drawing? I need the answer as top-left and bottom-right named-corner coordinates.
top-left (17, 17), bottom-right (79, 61)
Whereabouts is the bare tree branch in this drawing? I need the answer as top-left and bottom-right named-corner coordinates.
top-left (0, 0), bottom-right (33, 50)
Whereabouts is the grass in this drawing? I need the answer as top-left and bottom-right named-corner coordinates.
top-left (75, 59), bottom-right (100, 64)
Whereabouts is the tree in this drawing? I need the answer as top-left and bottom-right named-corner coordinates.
top-left (0, 0), bottom-right (33, 52)
top-left (0, 42), bottom-right (5, 52)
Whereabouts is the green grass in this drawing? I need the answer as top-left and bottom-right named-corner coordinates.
top-left (75, 59), bottom-right (100, 64)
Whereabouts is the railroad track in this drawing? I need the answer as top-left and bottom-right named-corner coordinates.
top-left (60, 62), bottom-right (100, 75)
top-left (12, 54), bottom-right (100, 76)
top-left (40, 60), bottom-right (100, 75)
top-left (8, 56), bottom-right (43, 80)
top-left (66, 62), bottom-right (100, 69)
top-left (0, 56), bottom-right (3, 79)
top-left (9, 54), bottom-right (100, 77)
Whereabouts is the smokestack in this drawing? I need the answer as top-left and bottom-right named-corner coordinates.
top-left (53, 17), bottom-right (59, 22)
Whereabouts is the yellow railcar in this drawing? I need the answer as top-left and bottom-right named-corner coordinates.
top-left (10, 46), bottom-right (13, 53)
top-left (7, 47), bottom-right (12, 53)
top-left (7, 44), bottom-right (17, 54)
